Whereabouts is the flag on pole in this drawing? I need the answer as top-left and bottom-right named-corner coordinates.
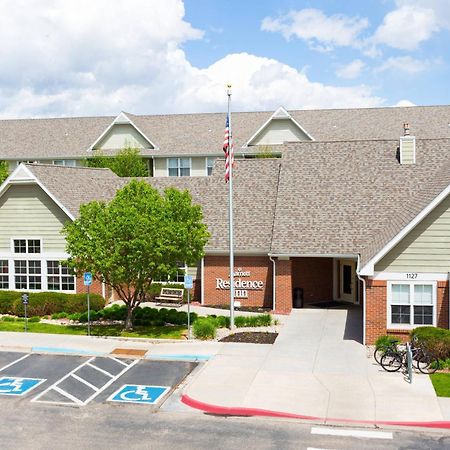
top-left (223, 113), bottom-right (234, 182)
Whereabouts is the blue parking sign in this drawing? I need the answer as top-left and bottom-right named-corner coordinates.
top-left (184, 275), bottom-right (193, 289)
top-left (83, 272), bottom-right (93, 286)
top-left (0, 377), bottom-right (46, 396)
top-left (107, 384), bottom-right (170, 405)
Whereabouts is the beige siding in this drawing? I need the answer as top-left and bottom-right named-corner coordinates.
top-left (0, 184), bottom-right (69, 252)
top-left (251, 119), bottom-right (310, 145)
top-left (400, 137), bottom-right (415, 164)
top-left (376, 194), bottom-right (450, 272)
top-left (154, 158), bottom-right (167, 177)
top-left (96, 124), bottom-right (151, 150)
top-left (191, 157), bottom-right (206, 176)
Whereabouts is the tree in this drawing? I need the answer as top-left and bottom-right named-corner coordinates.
top-left (62, 180), bottom-right (209, 329)
top-left (86, 146), bottom-right (149, 177)
top-left (0, 161), bottom-right (9, 184)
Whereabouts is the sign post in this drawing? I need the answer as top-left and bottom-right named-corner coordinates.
top-left (83, 272), bottom-right (93, 336)
top-left (184, 275), bottom-right (193, 340)
top-left (21, 293), bottom-right (29, 333)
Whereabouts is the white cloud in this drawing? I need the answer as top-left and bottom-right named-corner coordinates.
top-left (261, 8), bottom-right (368, 51)
top-left (395, 1), bottom-right (450, 30)
top-left (373, 6), bottom-right (439, 50)
top-left (0, 1), bottom-right (384, 119)
top-left (374, 56), bottom-right (429, 74)
top-left (336, 60), bottom-right (365, 79)
top-left (393, 99), bottom-right (416, 107)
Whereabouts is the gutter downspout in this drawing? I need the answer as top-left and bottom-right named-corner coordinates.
top-left (269, 256), bottom-right (276, 312)
top-left (448, 272), bottom-right (450, 330)
top-left (356, 254), bottom-right (367, 345)
top-left (200, 257), bottom-right (205, 305)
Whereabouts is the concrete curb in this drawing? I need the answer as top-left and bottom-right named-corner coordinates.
top-left (181, 394), bottom-right (450, 430)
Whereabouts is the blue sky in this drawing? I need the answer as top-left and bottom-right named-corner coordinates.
top-left (0, 0), bottom-right (449, 118)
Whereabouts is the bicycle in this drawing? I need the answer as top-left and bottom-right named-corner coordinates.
top-left (380, 343), bottom-right (439, 374)
top-left (373, 338), bottom-right (400, 365)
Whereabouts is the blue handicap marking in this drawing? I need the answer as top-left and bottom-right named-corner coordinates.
top-left (0, 377), bottom-right (46, 396)
top-left (108, 384), bottom-right (170, 405)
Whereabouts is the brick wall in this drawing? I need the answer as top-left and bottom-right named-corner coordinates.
top-left (75, 276), bottom-right (103, 297)
top-left (365, 278), bottom-right (450, 344)
top-left (292, 257), bottom-right (333, 304)
top-left (203, 255), bottom-right (273, 308)
top-left (274, 259), bottom-right (293, 314)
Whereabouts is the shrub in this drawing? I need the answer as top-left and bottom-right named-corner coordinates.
top-left (51, 312), bottom-right (68, 319)
top-left (0, 291), bottom-right (105, 317)
top-left (375, 335), bottom-right (400, 350)
top-left (213, 315), bottom-right (230, 328)
top-left (28, 316), bottom-right (41, 323)
top-left (1, 316), bottom-right (15, 322)
top-left (102, 304), bottom-right (127, 321)
top-left (68, 312), bottom-right (81, 321)
top-left (411, 327), bottom-right (450, 360)
top-left (234, 314), bottom-right (272, 328)
top-left (193, 318), bottom-right (217, 340)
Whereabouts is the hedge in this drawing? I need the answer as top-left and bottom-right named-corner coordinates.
top-left (0, 290), bottom-right (105, 317)
top-left (411, 327), bottom-right (450, 360)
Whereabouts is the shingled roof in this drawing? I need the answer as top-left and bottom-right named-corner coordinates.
top-left (3, 105), bottom-right (450, 159)
top-left (270, 138), bottom-right (450, 265)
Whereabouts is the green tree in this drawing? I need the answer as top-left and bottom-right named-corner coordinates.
top-left (62, 180), bottom-right (209, 329)
top-left (86, 146), bottom-right (149, 177)
top-left (0, 161), bottom-right (9, 184)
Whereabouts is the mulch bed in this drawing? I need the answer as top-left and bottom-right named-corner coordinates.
top-left (219, 332), bottom-right (278, 344)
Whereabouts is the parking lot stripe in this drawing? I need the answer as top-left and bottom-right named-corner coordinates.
top-left (70, 373), bottom-right (99, 392)
top-left (0, 353), bottom-right (31, 373)
top-left (310, 427), bottom-right (393, 440)
top-left (86, 362), bottom-right (115, 378)
top-left (109, 356), bottom-right (131, 367)
top-left (52, 386), bottom-right (84, 405)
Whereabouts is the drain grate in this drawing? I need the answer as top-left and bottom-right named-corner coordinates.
top-left (111, 348), bottom-right (147, 357)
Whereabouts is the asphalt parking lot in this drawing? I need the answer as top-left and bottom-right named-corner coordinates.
top-left (0, 351), bottom-right (196, 409)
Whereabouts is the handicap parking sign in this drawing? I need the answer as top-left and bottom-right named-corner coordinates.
top-left (107, 384), bottom-right (170, 405)
top-left (0, 377), bottom-right (46, 396)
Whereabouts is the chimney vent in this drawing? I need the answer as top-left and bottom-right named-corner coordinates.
top-left (403, 122), bottom-right (410, 136)
top-left (399, 123), bottom-right (415, 164)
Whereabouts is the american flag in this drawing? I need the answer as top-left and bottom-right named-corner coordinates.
top-left (223, 113), bottom-right (234, 182)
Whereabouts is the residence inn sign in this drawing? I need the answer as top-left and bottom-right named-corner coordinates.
top-left (216, 268), bottom-right (264, 298)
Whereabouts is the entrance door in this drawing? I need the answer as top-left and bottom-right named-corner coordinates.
top-left (339, 260), bottom-right (357, 303)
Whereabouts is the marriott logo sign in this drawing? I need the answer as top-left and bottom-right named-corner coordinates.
top-left (215, 268), bottom-right (264, 299)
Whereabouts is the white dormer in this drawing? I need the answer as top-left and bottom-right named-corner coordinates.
top-left (246, 107), bottom-right (314, 146)
top-left (88, 112), bottom-right (157, 152)
top-left (399, 122), bottom-right (416, 165)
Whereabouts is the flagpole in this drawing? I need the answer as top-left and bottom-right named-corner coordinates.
top-left (227, 84), bottom-right (235, 330)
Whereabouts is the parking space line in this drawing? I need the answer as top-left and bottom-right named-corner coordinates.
top-left (311, 427), bottom-right (393, 440)
top-left (0, 353), bottom-right (31, 373)
top-left (52, 386), bottom-right (84, 405)
top-left (109, 357), bottom-right (130, 367)
top-left (86, 362), bottom-right (115, 378)
top-left (31, 357), bottom-right (139, 407)
top-left (70, 373), bottom-right (99, 392)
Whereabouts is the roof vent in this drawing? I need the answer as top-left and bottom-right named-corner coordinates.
top-left (399, 123), bottom-right (415, 165)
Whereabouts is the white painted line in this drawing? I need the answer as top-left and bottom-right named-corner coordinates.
top-left (80, 359), bottom-right (139, 406)
top-left (52, 385), bottom-right (84, 405)
top-left (0, 353), bottom-right (31, 372)
top-left (70, 373), bottom-right (99, 392)
top-left (307, 448), bottom-right (334, 450)
top-left (311, 427), bottom-right (393, 440)
top-left (109, 357), bottom-right (130, 367)
top-left (86, 362), bottom-right (115, 378)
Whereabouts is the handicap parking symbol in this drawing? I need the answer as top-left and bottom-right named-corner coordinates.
top-left (107, 385), bottom-right (170, 405)
top-left (0, 377), bottom-right (46, 396)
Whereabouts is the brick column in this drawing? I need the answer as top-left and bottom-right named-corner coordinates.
top-left (437, 281), bottom-right (449, 329)
top-left (365, 278), bottom-right (387, 345)
top-left (274, 258), bottom-right (292, 314)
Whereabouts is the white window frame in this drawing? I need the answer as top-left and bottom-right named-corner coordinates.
top-left (46, 260), bottom-right (76, 292)
top-left (387, 281), bottom-right (437, 330)
top-left (206, 157), bottom-right (216, 176)
top-left (53, 160), bottom-right (77, 167)
top-left (167, 157), bottom-right (191, 177)
top-left (11, 237), bottom-right (43, 255)
top-left (13, 259), bottom-right (43, 291)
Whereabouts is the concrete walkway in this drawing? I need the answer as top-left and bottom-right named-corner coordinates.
top-left (0, 306), bottom-right (446, 424)
top-left (185, 308), bottom-right (445, 423)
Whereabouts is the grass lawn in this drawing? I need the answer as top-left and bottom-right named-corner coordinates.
top-left (0, 321), bottom-right (186, 339)
top-left (430, 373), bottom-right (450, 397)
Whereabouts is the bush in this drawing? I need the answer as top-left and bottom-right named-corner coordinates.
top-left (68, 312), bottom-right (81, 321)
top-left (1, 316), bottom-right (15, 322)
top-left (375, 335), bottom-right (400, 350)
top-left (235, 314), bottom-right (272, 328)
top-left (411, 327), bottom-right (450, 360)
top-left (102, 304), bottom-right (127, 321)
top-left (28, 316), bottom-right (41, 323)
top-left (212, 315), bottom-right (230, 328)
top-left (0, 291), bottom-right (105, 317)
top-left (193, 318), bottom-right (217, 340)
top-left (51, 312), bottom-right (68, 320)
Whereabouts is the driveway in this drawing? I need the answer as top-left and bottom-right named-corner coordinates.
top-left (185, 307), bottom-right (445, 423)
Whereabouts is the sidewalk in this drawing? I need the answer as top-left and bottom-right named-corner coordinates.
top-left (0, 307), bottom-right (448, 426)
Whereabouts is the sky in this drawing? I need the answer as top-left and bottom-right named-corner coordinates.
top-left (0, 0), bottom-right (449, 118)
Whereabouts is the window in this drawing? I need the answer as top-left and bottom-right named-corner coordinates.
top-left (13, 239), bottom-right (41, 254)
top-left (0, 260), bottom-right (8, 289)
top-left (388, 282), bottom-right (435, 328)
top-left (47, 261), bottom-right (75, 291)
top-left (168, 158), bottom-right (190, 177)
top-left (53, 160), bottom-right (76, 167)
top-left (14, 260), bottom-right (41, 290)
top-left (154, 263), bottom-right (186, 284)
top-left (206, 157), bottom-right (216, 176)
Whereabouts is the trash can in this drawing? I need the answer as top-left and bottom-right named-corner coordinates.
top-left (293, 287), bottom-right (304, 308)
